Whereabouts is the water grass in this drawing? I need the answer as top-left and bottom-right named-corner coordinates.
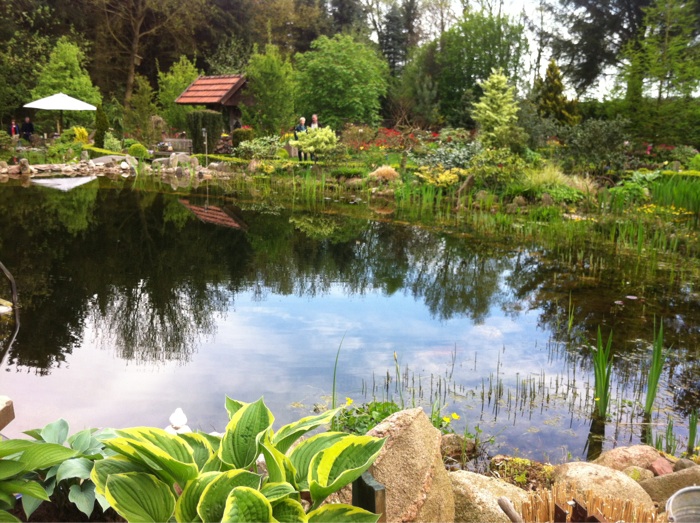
top-left (689, 409), bottom-right (698, 456)
top-left (593, 327), bottom-right (614, 418)
top-left (644, 320), bottom-right (665, 416)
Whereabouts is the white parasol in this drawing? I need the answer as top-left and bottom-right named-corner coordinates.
top-left (24, 93), bottom-right (97, 133)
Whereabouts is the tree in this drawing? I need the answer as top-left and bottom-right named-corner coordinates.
top-left (379, 3), bottom-right (407, 75)
top-left (535, 59), bottom-right (579, 125)
top-left (31, 37), bottom-right (103, 129)
top-left (294, 34), bottom-right (389, 129)
top-left (157, 56), bottom-right (202, 133)
top-left (435, 8), bottom-right (528, 127)
top-left (242, 45), bottom-right (296, 136)
top-left (471, 68), bottom-right (525, 150)
top-left (88, 0), bottom-right (207, 106)
top-left (94, 105), bottom-right (109, 148)
top-left (329, 0), bottom-right (367, 33)
top-left (124, 75), bottom-right (158, 145)
top-left (206, 36), bottom-right (252, 75)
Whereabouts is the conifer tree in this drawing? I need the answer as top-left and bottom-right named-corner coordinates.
top-left (379, 4), bottom-right (407, 75)
top-left (471, 68), bottom-right (525, 149)
top-left (536, 59), bottom-right (579, 125)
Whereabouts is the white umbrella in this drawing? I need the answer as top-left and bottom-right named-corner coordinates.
top-left (24, 93), bottom-right (97, 133)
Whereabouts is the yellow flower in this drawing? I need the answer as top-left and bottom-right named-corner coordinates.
top-left (345, 397), bottom-right (354, 406)
top-left (451, 413), bottom-right (460, 420)
top-left (442, 416), bottom-right (451, 424)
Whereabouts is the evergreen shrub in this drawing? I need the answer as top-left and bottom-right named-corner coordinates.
top-left (186, 110), bottom-right (224, 154)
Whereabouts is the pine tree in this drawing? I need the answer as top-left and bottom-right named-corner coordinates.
top-left (471, 68), bottom-right (525, 149)
top-left (379, 4), bottom-right (407, 75)
top-left (330, 0), bottom-right (366, 33)
top-left (94, 105), bottom-right (109, 148)
top-left (536, 59), bottom-right (579, 125)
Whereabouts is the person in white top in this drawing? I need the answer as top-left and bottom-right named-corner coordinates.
top-left (310, 114), bottom-right (319, 129)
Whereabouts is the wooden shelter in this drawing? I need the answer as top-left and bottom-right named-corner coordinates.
top-left (175, 75), bottom-right (249, 130)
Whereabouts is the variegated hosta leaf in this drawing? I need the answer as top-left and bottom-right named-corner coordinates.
top-left (260, 439), bottom-right (297, 487)
top-left (225, 397), bottom-right (248, 419)
top-left (308, 436), bottom-right (385, 507)
top-left (272, 408), bottom-right (342, 454)
top-left (271, 498), bottom-right (307, 523)
top-left (288, 432), bottom-right (347, 490)
top-left (307, 504), bottom-right (380, 523)
top-left (219, 398), bottom-right (274, 469)
top-left (222, 487), bottom-right (274, 523)
top-left (197, 469), bottom-right (261, 522)
top-left (177, 433), bottom-right (215, 471)
top-left (91, 457), bottom-right (148, 497)
top-left (175, 471), bottom-right (220, 523)
top-left (104, 472), bottom-right (176, 523)
top-left (260, 481), bottom-right (295, 503)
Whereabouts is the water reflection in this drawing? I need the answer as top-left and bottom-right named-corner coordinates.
top-left (0, 179), bottom-right (698, 460)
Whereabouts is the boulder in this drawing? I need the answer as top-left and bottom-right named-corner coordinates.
top-left (19, 158), bottom-right (30, 175)
top-left (450, 470), bottom-right (528, 523)
top-left (623, 466), bottom-right (654, 482)
top-left (649, 457), bottom-right (674, 476)
top-left (553, 462), bottom-right (654, 510)
top-left (81, 150), bottom-right (89, 162)
top-left (639, 466), bottom-right (700, 511)
top-left (7, 165), bottom-right (20, 175)
top-left (169, 152), bottom-right (179, 169)
top-left (593, 445), bottom-right (662, 471)
top-left (0, 161), bottom-right (7, 169)
top-left (120, 161), bottom-right (129, 170)
top-left (153, 158), bottom-right (170, 169)
top-left (367, 408), bottom-right (455, 523)
top-left (674, 459), bottom-right (697, 472)
top-left (125, 154), bottom-right (139, 171)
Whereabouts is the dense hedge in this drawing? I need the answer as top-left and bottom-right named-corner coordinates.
top-left (187, 110), bottom-right (224, 154)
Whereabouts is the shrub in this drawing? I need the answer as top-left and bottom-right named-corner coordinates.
top-left (556, 117), bottom-right (629, 175)
top-left (47, 141), bottom-right (83, 163)
top-left (411, 141), bottom-right (482, 169)
top-left (128, 143), bottom-right (150, 159)
top-left (369, 165), bottom-right (400, 182)
top-left (0, 131), bottom-right (12, 152)
top-left (186, 109), bottom-right (224, 154)
top-left (415, 165), bottom-right (469, 187)
top-left (122, 138), bottom-right (139, 150)
top-left (340, 123), bottom-right (376, 152)
top-left (94, 104), bottom-right (109, 149)
top-left (72, 126), bottom-right (89, 144)
top-left (329, 166), bottom-right (366, 178)
top-left (670, 145), bottom-right (699, 167)
top-left (231, 127), bottom-right (255, 148)
top-left (470, 147), bottom-right (527, 191)
top-left (103, 132), bottom-right (122, 152)
top-left (235, 135), bottom-right (281, 159)
top-left (688, 154), bottom-right (700, 171)
top-left (289, 127), bottom-right (338, 161)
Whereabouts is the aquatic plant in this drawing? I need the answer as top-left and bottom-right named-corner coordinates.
top-left (644, 320), bottom-right (665, 416)
top-left (688, 409), bottom-right (698, 456)
top-left (593, 327), bottom-right (614, 418)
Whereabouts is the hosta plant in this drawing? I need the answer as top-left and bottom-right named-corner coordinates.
top-left (92, 396), bottom-right (385, 522)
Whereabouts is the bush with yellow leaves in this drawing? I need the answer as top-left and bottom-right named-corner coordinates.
top-left (414, 165), bottom-right (469, 187)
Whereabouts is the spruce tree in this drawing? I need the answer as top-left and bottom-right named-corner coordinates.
top-left (471, 68), bottom-right (525, 150)
top-left (537, 59), bottom-right (579, 125)
top-left (379, 4), bottom-right (407, 75)
top-left (94, 105), bottom-right (109, 149)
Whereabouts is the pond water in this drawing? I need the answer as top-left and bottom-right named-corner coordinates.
top-left (1, 177), bottom-right (699, 463)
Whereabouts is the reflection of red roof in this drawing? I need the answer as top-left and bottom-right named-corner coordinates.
top-left (179, 199), bottom-right (248, 231)
top-left (175, 75), bottom-right (247, 106)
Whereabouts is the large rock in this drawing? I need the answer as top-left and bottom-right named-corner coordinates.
top-left (367, 408), bottom-right (455, 523)
top-left (593, 445), bottom-right (662, 471)
top-left (553, 462), bottom-right (654, 510)
top-left (639, 466), bottom-right (700, 511)
top-left (19, 158), bottom-right (30, 175)
top-left (450, 470), bottom-right (528, 523)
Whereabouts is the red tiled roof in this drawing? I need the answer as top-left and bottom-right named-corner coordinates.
top-left (175, 75), bottom-right (246, 106)
top-left (179, 199), bottom-right (248, 231)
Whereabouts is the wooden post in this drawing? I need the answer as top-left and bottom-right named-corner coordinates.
top-left (352, 471), bottom-right (386, 523)
top-left (0, 396), bottom-right (15, 432)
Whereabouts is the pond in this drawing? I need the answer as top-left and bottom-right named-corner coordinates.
top-left (1, 176), bottom-right (699, 463)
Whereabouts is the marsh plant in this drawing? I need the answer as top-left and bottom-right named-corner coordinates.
top-left (593, 327), bottom-right (614, 419)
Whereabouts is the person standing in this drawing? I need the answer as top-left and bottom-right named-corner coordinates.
top-left (294, 116), bottom-right (308, 161)
top-left (20, 116), bottom-right (34, 142)
top-left (9, 119), bottom-right (19, 137)
top-left (310, 114), bottom-right (319, 129)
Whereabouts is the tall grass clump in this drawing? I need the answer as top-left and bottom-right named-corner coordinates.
top-left (593, 327), bottom-right (614, 418)
top-left (689, 408), bottom-right (698, 456)
top-left (651, 176), bottom-right (700, 225)
top-left (644, 320), bottom-right (665, 416)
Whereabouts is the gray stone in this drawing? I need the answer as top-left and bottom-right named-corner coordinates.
top-left (175, 167), bottom-right (184, 178)
top-left (169, 152), bottom-right (179, 169)
top-left (88, 160), bottom-right (96, 169)
top-left (125, 154), bottom-right (139, 170)
top-left (92, 155), bottom-right (126, 166)
top-left (120, 161), bottom-right (129, 170)
top-left (450, 470), bottom-right (528, 523)
top-left (593, 445), bottom-right (662, 471)
top-left (541, 193), bottom-right (554, 206)
top-left (81, 150), bottom-right (89, 162)
top-left (367, 408), bottom-right (455, 523)
top-left (19, 158), bottom-right (30, 175)
top-left (640, 467), bottom-right (700, 511)
top-left (553, 462), bottom-right (654, 510)
top-left (153, 158), bottom-right (170, 169)
top-left (674, 459), bottom-right (698, 472)
top-left (623, 466), bottom-right (654, 482)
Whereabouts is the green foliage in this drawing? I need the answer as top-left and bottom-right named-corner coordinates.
top-left (124, 75), bottom-right (159, 146)
top-left (47, 141), bottom-right (83, 163)
top-left (206, 36), bottom-right (251, 75)
top-left (231, 128), bottom-right (255, 149)
top-left (187, 110), bottom-right (224, 154)
top-left (128, 143), bottom-right (150, 160)
top-left (157, 55), bottom-right (202, 132)
top-left (289, 127), bottom-right (339, 160)
top-left (91, 397), bottom-right (384, 523)
top-left (0, 131), bottom-right (13, 152)
top-left (30, 37), bottom-right (102, 129)
top-left (528, 206), bottom-right (563, 222)
top-left (236, 136), bottom-right (281, 160)
top-left (103, 132), bottom-right (122, 153)
top-left (329, 166), bottom-right (366, 178)
top-left (414, 165), bottom-right (469, 187)
top-left (556, 118), bottom-right (630, 175)
top-left (644, 320), bottom-right (665, 416)
top-left (94, 105), bottom-right (109, 149)
top-left (334, 402), bottom-right (402, 435)
top-left (472, 68), bottom-right (526, 151)
top-left (295, 35), bottom-right (389, 129)
top-left (72, 127), bottom-right (89, 144)
top-left (435, 10), bottom-right (528, 127)
top-left (242, 45), bottom-right (296, 136)
top-left (535, 59), bottom-right (579, 125)
top-left (411, 141), bottom-right (482, 169)
top-left (470, 148), bottom-right (526, 191)
top-left (593, 328), bottom-right (614, 418)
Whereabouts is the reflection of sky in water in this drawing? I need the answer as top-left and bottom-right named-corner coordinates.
top-left (3, 280), bottom-right (600, 462)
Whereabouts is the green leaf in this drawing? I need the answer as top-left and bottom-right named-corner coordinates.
top-left (0, 461), bottom-right (24, 480)
top-left (201, 453), bottom-right (224, 473)
top-left (197, 469), bottom-right (261, 523)
top-left (272, 408), bottom-right (341, 454)
top-left (222, 487), bottom-right (274, 523)
top-left (18, 443), bottom-right (78, 471)
top-left (308, 436), bottom-right (385, 507)
top-left (219, 398), bottom-right (274, 469)
top-left (67, 429), bottom-right (97, 454)
top-left (69, 482), bottom-right (96, 518)
top-left (0, 480), bottom-right (49, 500)
top-left (177, 433), bottom-right (214, 471)
top-left (196, 431), bottom-right (222, 453)
top-left (21, 495), bottom-right (43, 520)
top-left (22, 429), bottom-right (42, 441)
top-left (105, 472), bottom-right (176, 523)
top-left (225, 397), bottom-right (248, 419)
top-left (260, 482), bottom-right (295, 503)
top-left (0, 509), bottom-right (20, 522)
top-left (175, 471), bottom-right (219, 523)
top-left (260, 439), bottom-right (296, 486)
top-left (0, 440), bottom-right (35, 459)
top-left (39, 419), bottom-right (69, 445)
top-left (56, 457), bottom-right (93, 483)
top-left (271, 498), bottom-right (307, 523)
top-left (307, 504), bottom-right (380, 523)
top-left (91, 457), bottom-right (147, 497)
top-left (288, 432), bottom-right (347, 490)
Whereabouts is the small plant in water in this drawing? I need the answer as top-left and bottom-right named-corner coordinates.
top-left (593, 327), bottom-right (614, 419)
top-left (644, 319), bottom-right (665, 416)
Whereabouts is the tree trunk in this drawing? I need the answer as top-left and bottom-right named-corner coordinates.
top-left (124, 33), bottom-right (141, 109)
